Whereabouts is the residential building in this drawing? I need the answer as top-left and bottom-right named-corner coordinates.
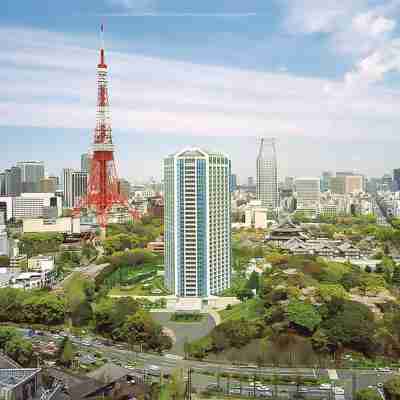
top-left (256, 138), bottom-right (279, 210)
top-left (164, 148), bottom-right (231, 297)
top-left (63, 169), bottom-right (88, 208)
top-left (17, 161), bottom-right (44, 193)
top-left (295, 177), bottom-right (320, 215)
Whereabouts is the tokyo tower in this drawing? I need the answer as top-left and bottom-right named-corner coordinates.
top-left (74, 25), bottom-right (138, 233)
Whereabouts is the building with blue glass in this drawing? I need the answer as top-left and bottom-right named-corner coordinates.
top-left (164, 148), bottom-right (231, 297)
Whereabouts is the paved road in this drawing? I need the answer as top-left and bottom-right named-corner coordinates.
top-left (32, 330), bottom-right (397, 400)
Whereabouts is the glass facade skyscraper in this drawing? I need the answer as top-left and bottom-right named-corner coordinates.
top-left (17, 161), bottom-right (45, 193)
top-left (256, 138), bottom-right (278, 210)
top-left (164, 148), bottom-right (231, 297)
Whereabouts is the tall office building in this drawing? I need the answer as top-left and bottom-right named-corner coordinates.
top-left (247, 177), bottom-right (255, 187)
top-left (118, 179), bottom-right (131, 198)
top-left (2, 167), bottom-right (22, 196)
top-left (17, 161), bottom-right (45, 193)
top-left (394, 169), bottom-right (400, 192)
top-left (330, 176), bottom-right (346, 195)
top-left (256, 138), bottom-right (278, 210)
top-left (336, 171), bottom-right (354, 177)
top-left (345, 175), bottom-right (363, 194)
top-left (0, 173), bottom-right (5, 196)
top-left (81, 153), bottom-right (91, 173)
top-left (230, 174), bottom-right (238, 192)
top-left (321, 171), bottom-right (332, 192)
top-left (164, 148), bottom-right (231, 297)
top-left (40, 177), bottom-right (58, 193)
top-left (295, 178), bottom-right (320, 214)
top-left (382, 174), bottom-right (393, 192)
top-left (63, 169), bottom-right (88, 209)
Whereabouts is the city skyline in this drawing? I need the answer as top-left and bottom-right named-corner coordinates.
top-left (2, 0), bottom-right (400, 180)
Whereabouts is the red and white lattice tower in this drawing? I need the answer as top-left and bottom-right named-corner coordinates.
top-left (75, 25), bottom-right (139, 229)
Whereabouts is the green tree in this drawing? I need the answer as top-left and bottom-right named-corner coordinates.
top-left (0, 255), bottom-right (10, 266)
top-left (286, 301), bottom-right (322, 332)
top-left (323, 300), bottom-right (376, 354)
top-left (392, 266), bottom-right (400, 287)
top-left (94, 297), bottom-right (140, 336)
top-left (384, 375), bottom-right (400, 400)
top-left (22, 293), bottom-right (65, 325)
top-left (119, 310), bottom-right (172, 352)
top-left (5, 336), bottom-right (33, 367)
top-left (246, 271), bottom-right (260, 293)
top-left (0, 327), bottom-right (19, 348)
top-left (165, 369), bottom-right (186, 400)
top-left (58, 337), bottom-right (75, 368)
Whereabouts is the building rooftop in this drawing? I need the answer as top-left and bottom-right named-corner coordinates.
top-left (0, 368), bottom-right (40, 390)
top-left (169, 147), bottom-right (228, 159)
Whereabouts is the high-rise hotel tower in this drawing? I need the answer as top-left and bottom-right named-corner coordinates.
top-left (164, 148), bottom-right (231, 297)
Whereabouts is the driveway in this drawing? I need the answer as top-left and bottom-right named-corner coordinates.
top-left (151, 312), bottom-right (216, 355)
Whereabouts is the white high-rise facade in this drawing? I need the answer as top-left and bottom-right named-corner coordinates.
top-left (63, 169), bottom-right (87, 209)
top-left (295, 177), bottom-right (321, 215)
top-left (164, 148), bottom-right (231, 297)
top-left (257, 138), bottom-right (279, 210)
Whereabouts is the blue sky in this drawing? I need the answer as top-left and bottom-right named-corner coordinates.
top-left (2, 0), bottom-right (400, 182)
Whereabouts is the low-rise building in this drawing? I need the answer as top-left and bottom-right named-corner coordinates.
top-left (265, 221), bottom-right (309, 247)
top-left (10, 254), bottom-right (27, 269)
top-left (147, 240), bottom-right (164, 255)
top-left (23, 217), bottom-right (80, 234)
top-left (283, 237), bottom-right (362, 260)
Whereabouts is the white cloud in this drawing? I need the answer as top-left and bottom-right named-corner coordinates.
top-left (281, 0), bottom-right (400, 86)
top-left (105, 0), bottom-right (154, 10)
top-left (345, 39), bottom-right (400, 86)
top-left (1, 26), bottom-right (400, 144)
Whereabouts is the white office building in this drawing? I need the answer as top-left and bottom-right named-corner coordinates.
top-left (63, 169), bottom-right (88, 209)
top-left (164, 148), bottom-right (232, 297)
top-left (295, 177), bottom-right (321, 215)
top-left (256, 138), bottom-right (279, 210)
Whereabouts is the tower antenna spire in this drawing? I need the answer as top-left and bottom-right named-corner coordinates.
top-left (73, 26), bottom-right (140, 234)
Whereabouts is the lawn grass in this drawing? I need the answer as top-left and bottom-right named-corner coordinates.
top-left (219, 298), bottom-right (263, 322)
top-left (109, 275), bottom-right (169, 296)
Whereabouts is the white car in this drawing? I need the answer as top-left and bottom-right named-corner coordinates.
top-left (320, 384), bottom-right (332, 390)
top-left (334, 387), bottom-right (345, 395)
top-left (257, 385), bottom-right (271, 392)
top-left (298, 388), bottom-right (309, 393)
top-left (378, 367), bottom-right (391, 373)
